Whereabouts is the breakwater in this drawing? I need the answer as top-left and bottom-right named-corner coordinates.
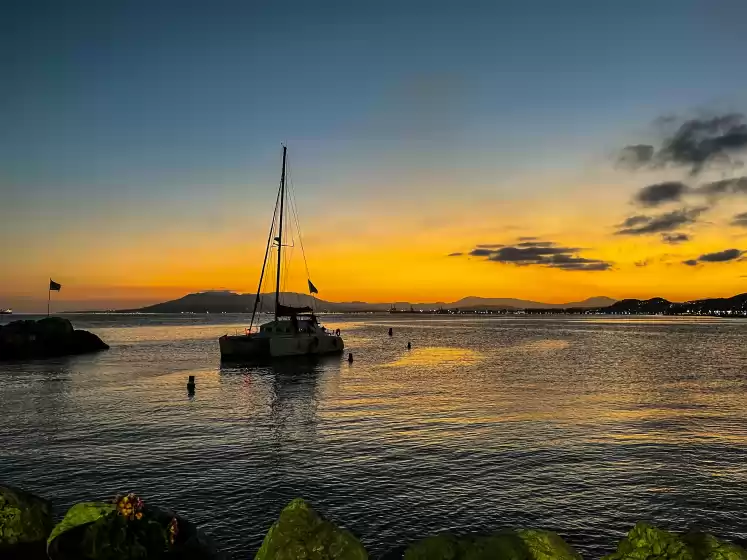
top-left (2, 485), bottom-right (746, 559)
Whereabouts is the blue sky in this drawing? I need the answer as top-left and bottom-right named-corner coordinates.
top-left (2, 0), bottom-right (747, 309)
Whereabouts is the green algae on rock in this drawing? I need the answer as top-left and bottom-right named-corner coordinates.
top-left (403, 530), bottom-right (581, 560)
top-left (46, 502), bottom-right (116, 548)
top-left (603, 522), bottom-right (694, 560)
top-left (681, 532), bottom-right (747, 560)
top-left (0, 485), bottom-right (53, 546)
top-left (255, 498), bottom-right (368, 560)
top-left (604, 523), bottom-right (747, 560)
top-left (517, 529), bottom-right (583, 560)
top-left (47, 496), bottom-right (225, 560)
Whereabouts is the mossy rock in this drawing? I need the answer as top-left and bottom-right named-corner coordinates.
top-left (0, 485), bottom-right (53, 546)
top-left (681, 532), bottom-right (747, 560)
top-left (48, 500), bottom-right (224, 560)
top-left (47, 502), bottom-right (115, 549)
top-left (255, 498), bottom-right (368, 560)
top-left (517, 529), bottom-right (582, 560)
top-left (403, 529), bottom-right (580, 560)
top-left (604, 523), bottom-right (694, 560)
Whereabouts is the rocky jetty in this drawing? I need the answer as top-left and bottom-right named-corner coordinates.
top-left (0, 317), bottom-right (108, 360)
top-left (2, 488), bottom-right (747, 559)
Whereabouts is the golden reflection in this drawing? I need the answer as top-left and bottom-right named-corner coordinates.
top-left (383, 346), bottom-right (483, 368)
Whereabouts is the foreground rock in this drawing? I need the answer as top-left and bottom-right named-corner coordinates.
top-left (0, 317), bottom-right (109, 360)
top-left (0, 485), bottom-right (53, 559)
top-left (256, 498), bottom-right (368, 560)
top-left (403, 529), bottom-right (582, 560)
top-left (604, 522), bottom-right (747, 560)
top-left (47, 494), bottom-right (225, 560)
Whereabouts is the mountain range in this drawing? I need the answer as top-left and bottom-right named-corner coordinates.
top-left (117, 291), bottom-right (617, 314)
top-left (602, 294), bottom-right (747, 315)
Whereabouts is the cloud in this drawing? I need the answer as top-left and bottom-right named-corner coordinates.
top-left (635, 259), bottom-right (653, 267)
top-left (447, 252), bottom-right (463, 257)
top-left (517, 241), bottom-right (554, 247)
top-left (475, 243), bottom-right (505, 248)
top-left (628, 176), bottom-right (747, 211)
top-left (618, 144), bottom-right (654, 168)
top-left (469, 248), bottom-right (495, 256)
top-left (694, 176), bottom-right (747, 198)
top-left (615, 207), bottom-right (707, 235)
top-left (661, 232), bottom-right (690, 244)
top-left (463, 240), bottom-right (612, 271)
top-left (682, 248), bottom-right (744, 266)
top-left (699, 248), bottom-right (743, 262)
top-left (619, 215), bottom-right (651, 227)
top-left (732, 212), bottom-right (747, 227)
top-left (517, 236), bottom-right (537, 241)
top-left (619, 113), bottom-right (747, 175)
top-left (635, 181), bottom-right (690, 207)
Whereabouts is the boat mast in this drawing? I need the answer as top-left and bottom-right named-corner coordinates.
top-left (275, 145), bottom-right (287, 320)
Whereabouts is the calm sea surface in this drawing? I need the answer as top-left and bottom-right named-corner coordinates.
top-left (2, 314), bottom-right (747, 558)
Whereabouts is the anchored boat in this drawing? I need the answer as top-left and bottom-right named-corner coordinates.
top-left (219, 146), bottom-right (344, 361)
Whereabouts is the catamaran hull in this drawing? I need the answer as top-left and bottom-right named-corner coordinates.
top-left (219, 333), bottom-right (344, 361)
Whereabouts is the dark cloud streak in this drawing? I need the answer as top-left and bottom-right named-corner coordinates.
top-left (635, 181), bottom-right (689, 207)
top-left (462, 240), bottom-right (612, 271)
top-left (682, 248), bottom-right (744, 266)
top-left (731, 212), bottom-right (747, 227)
top-left (615, 207), bottom-right (706, 236)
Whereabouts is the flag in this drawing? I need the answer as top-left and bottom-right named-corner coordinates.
top-left (49, 279), bottom-right (61, 291)
top-left (307, 279), bottom-right (318, 294)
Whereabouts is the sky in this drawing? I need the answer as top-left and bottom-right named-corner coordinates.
top-left (2, 0), bottom-right (747, 311)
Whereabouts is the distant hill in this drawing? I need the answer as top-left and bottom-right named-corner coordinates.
top-left (449, 296), bottom-right (616, 309)
top-left (118, 292), bottom-right (618, 314)
top-left (601, 294), bottom-right (747, 315)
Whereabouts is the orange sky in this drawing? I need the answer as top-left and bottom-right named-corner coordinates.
top-left (3, 161), bottom-right (747, 312)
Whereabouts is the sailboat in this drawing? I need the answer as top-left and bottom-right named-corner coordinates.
top-left (219, 146), bottom-right (344, 360)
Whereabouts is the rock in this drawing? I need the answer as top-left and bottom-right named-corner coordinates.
top-left (604, 523), bottom-right (694, 560)
top-left (516, 530), bottom-right (582, 560)
top-left (47, 499), bottom-right (226, 560)
top-left (0, 317), bottom-right (109, 360)
top-left (682, 532), bottom-right (747, 560)
top-left (402, 530), bottom-right (579, 560)
top-left (0, 485), bottom-right (53, 559)
top-left (147, 504), bottom-right (228, 560)
top-left (255, 498), bottom-right (368, 560)
top-left (46, 501), bottom-right (115, 551)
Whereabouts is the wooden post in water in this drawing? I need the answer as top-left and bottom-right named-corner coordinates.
top-left (187, 375), bottom-right (195, 393)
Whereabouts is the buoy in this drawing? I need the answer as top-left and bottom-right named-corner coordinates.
top-left (388, 328), bottom-right (393, 336)
top-left (348, 352), bottom-right (354, 363)
top-left (407, 342), bottom-right (411, 350)
top-left (187, 375), bottom-right (195, 393)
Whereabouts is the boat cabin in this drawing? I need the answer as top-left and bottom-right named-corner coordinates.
top-left (258, 314), bottom-right (325, 336)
